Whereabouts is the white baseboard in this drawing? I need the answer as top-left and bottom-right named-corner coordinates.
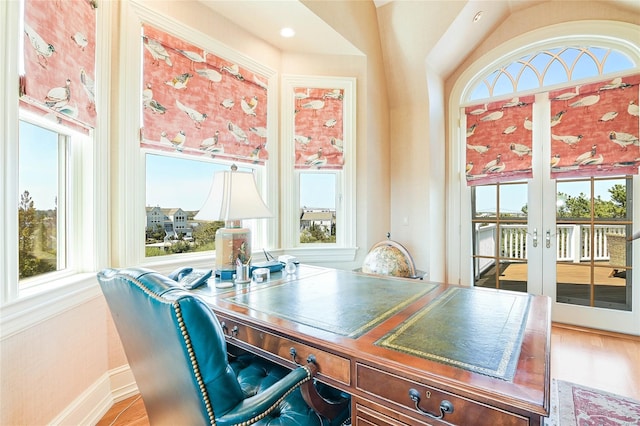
top-left (49, 365), bottom-right (137, 425)
top-left (108, 365), bottom-right (138, 401)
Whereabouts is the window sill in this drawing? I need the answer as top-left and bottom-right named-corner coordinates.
top-left (140, 246), bottom-right (359, 272)
top-left (282, 246), bottom-right (358, 264)
top-left (1, 272), bottom-right (101, 340)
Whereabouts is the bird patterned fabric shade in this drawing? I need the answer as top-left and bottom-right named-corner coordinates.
top-left (293, 87), bottom-right (345, 170)
top-left (465, 95), bottom-right (535, 185)
top-left (549, 74), bottom-right (639, 178)
top-left (140, 24), bottom-right (270, 165)
top-left (20, 0), bottom-right (97, 133)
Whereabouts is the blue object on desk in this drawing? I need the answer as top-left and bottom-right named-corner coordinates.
top-left (217, 270), bottom-right (235, 280)
top-left (251, 260), bottom-right (283, 273)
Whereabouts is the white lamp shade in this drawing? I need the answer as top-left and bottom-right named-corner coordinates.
top-left (195, 169), bottom-right (272, 221)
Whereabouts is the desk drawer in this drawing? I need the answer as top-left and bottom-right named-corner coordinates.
top-left (217, 314), bottom-right (350, 386)
top-left (356, 363), bottom-right (528, 426)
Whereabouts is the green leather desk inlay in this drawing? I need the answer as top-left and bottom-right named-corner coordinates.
top-left (227, 272), bottom-right (438, 338)
top-left (376, 287), bottom-right (531, 381)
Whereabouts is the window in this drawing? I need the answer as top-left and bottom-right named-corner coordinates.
top-left (137, 21), bottom-right (276, 262)
top-left (12, 111), bottom-right (95, 292)
top-left (468, 46), bottom-right (635, 101)
top-left (281, 75), bottom-right (356, 256)
top-left (18, 120), bottom-right (67, 281)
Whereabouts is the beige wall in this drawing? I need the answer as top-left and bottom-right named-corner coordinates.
top-left (1, 297), bottom-right (108, 425)
top-left (303, 0), bottom-right (391, 260)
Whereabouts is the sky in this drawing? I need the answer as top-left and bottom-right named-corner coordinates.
top-left (145, 154), bottom-right (336, 211)
top-left (475, 179), bottom-right (621, 215)
top-left (19, 121), bottom-right (59, 210)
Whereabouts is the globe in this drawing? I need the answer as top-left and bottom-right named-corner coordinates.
top-left (362, 240), bottom-right (416, 278)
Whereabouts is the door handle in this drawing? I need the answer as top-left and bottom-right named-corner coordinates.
top-left (532, 229), bottom-right (538, 248)
top-left (546, 230), bottom-right (551, 248)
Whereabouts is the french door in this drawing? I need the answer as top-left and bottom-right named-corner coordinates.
top-left (472, 175), bottom-right (638, 334)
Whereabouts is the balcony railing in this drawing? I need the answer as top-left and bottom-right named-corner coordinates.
top-left (475, 224), bottom-right (627, 275)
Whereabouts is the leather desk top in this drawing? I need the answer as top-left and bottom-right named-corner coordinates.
top-left (376, 286), bottom-right (531, 381)
top-left (226, 269), bottom-right (438, 338)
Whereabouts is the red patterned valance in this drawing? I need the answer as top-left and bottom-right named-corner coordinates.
top-left (550, 74), bottom-right (639, 178)
top-left (464, 95), bottom-right (535, 185)
top-left (21, 0), bottom-right (97, 133)
top-left (293, 87), bottom-right (344, 170)
top-left (141, 25), bottom-right (270, 165)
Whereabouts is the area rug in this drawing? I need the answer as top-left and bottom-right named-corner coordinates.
top-left (545, 379), bottom-right (640, 425)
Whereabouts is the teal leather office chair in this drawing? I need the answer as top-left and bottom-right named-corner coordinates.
top-left (98, 267), bottom-right (350, 425)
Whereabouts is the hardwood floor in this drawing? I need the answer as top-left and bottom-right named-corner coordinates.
top-left (97, 324), bottom-right (640, 425)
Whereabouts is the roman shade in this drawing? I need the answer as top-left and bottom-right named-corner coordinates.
top-left (140, 24), bottom-right (270, 165)
top-left (549, 74), bottom-right (639, 178)
top-left (464, 95), bottom-right (535, 185)
top-left (20, 0), bottom-right (97, 133)
top-left (293, 87), bottom-right (345, 170)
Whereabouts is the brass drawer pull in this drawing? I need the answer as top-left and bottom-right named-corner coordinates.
top-left (290, 347), bottom-right (317, 366)
top-left (408, 388), bottom-right (454, 420)
top-left (290, 347), bottom-right (300, 365)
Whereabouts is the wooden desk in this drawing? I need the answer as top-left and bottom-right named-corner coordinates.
top-left (197, 265), bottom-right (550, 425)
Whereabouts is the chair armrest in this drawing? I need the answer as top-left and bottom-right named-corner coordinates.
top-left (301, 377), bottom-right (350, 421)
top-left (215, 363), bottom-right (315, 426)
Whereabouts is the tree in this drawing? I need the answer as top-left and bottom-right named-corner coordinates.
top-left (146, 224), bottom-right (165, 242)
top-left (18, 191), bottom-right (55, 278)
top-left (596, 184), bottom-right (626, 218)
top-left (18, 191), bottom-right (36, 254)
top-left (192, 221), bottom-right (223, 248)
top-left (522, 185), bottom-right (627, 220)
top-left (557, 192), bottom-right (591, 218)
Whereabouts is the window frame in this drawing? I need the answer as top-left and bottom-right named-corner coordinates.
top-left (0, 0), bottom-right (110, 335)
top-left (281, 75), bottom-right (357, 262)
top-left (17, 113), bottom-right (71, 284)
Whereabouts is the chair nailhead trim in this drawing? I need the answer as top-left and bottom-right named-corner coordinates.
top-left (173, 301), bottom-right (217, 425)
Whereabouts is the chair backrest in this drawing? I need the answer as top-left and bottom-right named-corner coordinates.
top-left (97, 268), bottom-right (245, 425)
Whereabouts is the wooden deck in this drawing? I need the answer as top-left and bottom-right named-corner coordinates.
top-left (476, 261), bottom-right (631, 308)
top-left (501, 262), bottom-right (627, 286)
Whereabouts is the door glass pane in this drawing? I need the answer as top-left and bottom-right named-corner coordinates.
top-left (473, 182), bottom-right (528, 292)
top-left (556, 177), bottom-right (632, 311)
top-left (473, 185), bottom-right (496, 218)
top-left (499, 182), bottom-right (527, 219)
top-left (499, 261), bottom-right (528, 292)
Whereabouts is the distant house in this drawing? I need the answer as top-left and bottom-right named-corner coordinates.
top-left (299, 208), bottom-right (335, 233)
top-left (145, 207), bottom-right (193, 239)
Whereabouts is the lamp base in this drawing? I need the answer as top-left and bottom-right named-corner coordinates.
top-left (215, 226), bottom-right (251, 277)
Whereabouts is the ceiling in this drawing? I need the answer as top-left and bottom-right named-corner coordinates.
top-left (198, 0), bottom-right (362, 56)
top-left (199, 1), bottom-right (640, 76)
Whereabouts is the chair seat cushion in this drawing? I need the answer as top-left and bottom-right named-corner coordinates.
top-left (230, 354), bottom-right (350, 426)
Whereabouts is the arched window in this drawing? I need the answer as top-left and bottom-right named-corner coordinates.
top-left (467, 46), bottom-right (636, 102)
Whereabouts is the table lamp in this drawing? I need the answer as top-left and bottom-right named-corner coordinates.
top-left (195, 165), bottom-right (272, 278)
